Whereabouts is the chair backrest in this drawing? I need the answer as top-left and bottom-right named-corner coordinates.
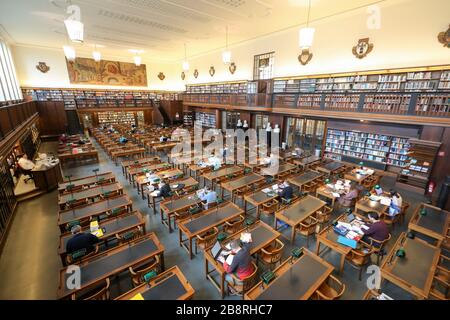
top-left (226, 215), bottom-right (245, 233)
top-left (80, 278), bottom-right (110, 300)
top-left (197, 227), bottom-right (219, 249)
top-left (129, 256), bottom-right (160, 286)
top-left (242, 262), bottom-right (259, 291)
top-left (299, 216), bottom-right (318, 233)
top-left (116, 229), bottom-right (140, 244)
top-left (261, 239), bottom-right (284, 263)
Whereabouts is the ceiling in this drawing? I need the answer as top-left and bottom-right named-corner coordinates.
top-left (0, 0), bottom-right (388, 63)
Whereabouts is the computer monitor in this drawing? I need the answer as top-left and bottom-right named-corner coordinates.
top-left (347, 213), bottom-right (355, 222)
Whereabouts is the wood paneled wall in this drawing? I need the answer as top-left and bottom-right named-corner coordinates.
top-left (36, 101), bottom-right (67, 136)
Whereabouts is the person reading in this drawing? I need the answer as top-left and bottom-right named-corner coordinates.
top-left (66, 225), bottom-right (99, 254)
top-left (198, 186), bottom-right (217, 209)
top-left (278, 180), bottom-right (293, 200)
top-left (362, 212), bottom-right (389, 246)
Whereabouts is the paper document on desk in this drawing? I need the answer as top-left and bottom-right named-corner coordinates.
top-left (262, 188), bottom-right (272, 194)
top-left (332, 192), bottom-right (341, 198)
top-left (378, 293), bottom-right (394, 300)
top-left (226, 254), bottom-right (234, 265)
top-left (380, 197), bottom-right (391, 206)
top-left (337, 222), bottom-right (352, 229)
top-left (361, 224), bottom-right (370, 230)
top-left (130, 293), bottom-right (144, 300)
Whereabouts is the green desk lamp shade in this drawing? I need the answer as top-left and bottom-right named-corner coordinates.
top-left (103, 191), bottom-right (112, 197)
top-left (245, 217), bottom-right (255, 226)
top-left (291, 247), bottom-right (304, 259)
top-left (66, 184), bottom-right (75, 191)
top-left (122, 231), bottom-right (135, 241)
top-left (407, 231), bottom-right (415, 239)
top-left (396, 247), bottom-right (406, 258)
top-left (98, 177), bottom-right (105, 182)
top-left (70, 248), bottom-right (87, 260)
top-left (325, 178), bottom-right (330, 184)
top-left (153, 178), bottom-right (160, 184)
top-left (344, 208), bottom-right (352, 214)
top-left (216, 197), bottom-right (224, 204)
top-left (189, 207), bottom-right (201, 215)
top-left (244, 168), bottom-right (252, 174)
top-left (374, 185), bottom-right (381, 189)
top-left (111, 208), bottom-right (122, 216)
top-left (67, 199), bottom-right (77, 206)
top-left (143, 169), bottom-right (149, 173)
top-left (134, 160), bottom-right (139, 164)
top-left (226, 174), bottom-right (234, 179)
top-left (261, 270), bottom-right (276, 285)
top-left (420, 208), bottom-right (427, 216)
top-left (143, 271), bottom-right (158, 283)
top-left (217, 233), bottom-right (227, 242)
top-left (66, 220), bottom-right (80, 231)
top-left (359, 162), bottom-right (364, 166)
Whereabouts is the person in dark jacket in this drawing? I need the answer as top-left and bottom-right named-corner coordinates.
top-left (362, 212), bottom-right (389, 246)
top-left (66, 225), bottom-right (99, 254)
top-left (278, 181), bottom-right (293, 200)
top-left (159, 179), bottom-right (172, 198)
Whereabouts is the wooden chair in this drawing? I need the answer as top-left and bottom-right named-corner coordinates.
top-left (361, 233), bottom-right (392, 265)
top-left (71, 278), bottom-right (110, 300)
top-left (224, 215), bottom-right (245, 234)
top-left (107, 206), bottom-right (128, 218)
top-left (129, 255), bottom-right (161, 287)
top-left (260, 199), bottom-right (279, 216)
top-left (381, 212), bottom-right (401, 230)
top-left (398, 202), bottom-right (410, 225)
top-left (303, 181), bottom-right (317, 194)
top-left (429, 253), bottom-right (449, 300)
top-left (66, 245), bottom-right (99, 265)
top-left (295, 216), bottom-right (319, 247)
top-left (63, 185), bottom-right (83, 194)
top-left (316, 205), bottom-right (333, 229)
top-left (195, 227), bottom-right (219, 254)
top-left (234, 186), bottom-right (251, 203)
top-left (312, 274), bottom-right (346, 300)
top-left (259, 239), bottom-right (284, 270)
top-left (100, 190), bottom-right (120, 200)
top-left (345, 243), bottom-right (375, 280)
top-left (115, 228), bottom-right (142, 245)
top-left (226, 262), bottom-right (258, 299)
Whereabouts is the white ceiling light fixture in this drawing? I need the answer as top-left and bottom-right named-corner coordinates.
top-left (222, 26), bottom-right (232, 65)
top-left (129, 49), bottom-right (144, 66)
top-left (92, 45), bottom-right (101, 62)
top-left (182, 43), bottom-right (190, 71)
top-left (298, 0), bottom-right (314, 65)
top-left (64, 4), bottom-right (84, 43)
top-left (63, 45), bottom-right (76, 61)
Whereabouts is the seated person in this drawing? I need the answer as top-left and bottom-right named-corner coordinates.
top-left (337, 182), bottom-right (359, 207)
top-left (388, 190), bottom-right (403, 216)
top-left (362, 212), bottom-right (389, 246)
top-left (118, 136), bottom-right (128, 144)
top-left (66, 225), bottom-right (99, 254)
top-left (278, 181), bottom-right (293, 201)
top-left (158, 179), bottom-right (172, 198)
top-left (208, 156), bottom-right (222, 171)
top-left (59, 134), bottom-right (68, 144)
top-left (219, 238), bottom-right (255, 291)
top-left (159, 136), bottom-right (168, 142)
top-left (198, 186), bottom-right (217, 209)
top-left (18, 154), bottom-right (35, 171)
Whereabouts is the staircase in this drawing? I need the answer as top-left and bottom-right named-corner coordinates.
top-left (153, 100), bottom-right (172, 125)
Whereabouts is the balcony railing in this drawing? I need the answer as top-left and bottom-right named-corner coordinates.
top-left (182, 93), bottom-right (271, 108)
top-left (0, 101), bottom-right (38, 140)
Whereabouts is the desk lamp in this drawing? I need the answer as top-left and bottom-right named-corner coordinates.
top-left (290, 247), bottom-right (304, 264)
top-left (419, 208), bottom-right (427, 216)
top-left (396, 247), bottom-right (406, 258)
top-left (260, 270), bottom-right (276, 289)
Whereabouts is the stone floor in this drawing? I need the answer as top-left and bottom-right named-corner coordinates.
top-left (0, 139), bottom-right (428, 300)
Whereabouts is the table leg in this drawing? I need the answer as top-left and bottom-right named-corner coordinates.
top-left (316, 240), bottom-right (321, 256)
top-left (221, 273), bottom-right (225, 299)
top-left (339, 253), bottom-right (346, 274)
top-left (291, 226), bottom-right (296, 244)
top-left (189, 238), bottom-right (193, 260)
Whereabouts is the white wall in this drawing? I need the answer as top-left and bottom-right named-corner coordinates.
top-left (12, 45), bottom-right (185, 91)
top-left (184, 0), bottom-right (450, 85)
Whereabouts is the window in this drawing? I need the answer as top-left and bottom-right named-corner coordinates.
top-left (0, 40), bottom-right (22, 102)
top-left (285, 117), bottom-right (327, 156)
top-left (225, 111), bottom-right (241, 129)
top-left (253, 52), bottom-right (274, 80)
top-left (255, 114), bottom-right (269, 131)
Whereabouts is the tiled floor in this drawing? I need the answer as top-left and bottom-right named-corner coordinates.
top-left (0, 140), bottom-right (427, 300)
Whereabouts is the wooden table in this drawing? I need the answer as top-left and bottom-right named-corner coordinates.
top-left (315, 185), bottom-right (339, 207)
top-left (345, 170), bottom-right (374, 184)
top-left (111, 147), bottom-right (145, 165)
top-left (293, 155), bottom-right (321, 170)
top-left (59, 150), bottom-right (99, 165)
top-left (355, 197), bottom-right (388, 218)
top-left (220, 173), bottom-right (265, 202)
top-left (160, 193), bottom-right (203, 233)
top-left (316, 161), bottom-right (346, 176)
top-left (188, 164), bottom-right (212, 180)
top-left (260, 163), bottom-right (297, 178)
top-left (135, 169), bottom-right (183, 199)
top-left (58, 182), bottom-right (123, 210)
top-left (244, 184), bottom-right (279, 217)
top-left (115, 266), bottom-right (194, 300)
top-left (57, 194), bottom-right (132, 232)
top-left (178, 202), bottom-right (244, 259)
top-left (129, 163), bottom-right (171, 186)
top-left (122, 156), bottom-right (160, 178)
top-left (380, 232), bottom-right (440, 299)
top-left (58, 172), bottom-right (115, 194)
top-left (57, 233), bottom-right (164, 299)
top-left (244, 249), bottom-right (334, 300)
top-left (288, 170), bottom-right (323, 190)
top-left (204, 221), bottom-right (280, 298)
top-left (316, 213), bottom-right (354, 274)
top-left (408, 203), bottom-right (449, 247)
top-left (57, 211), bottom-right (145, 265)
top-left (202, 166), bottom-right (244, 189)
top-left (274, 195), bottom-right (326, 243)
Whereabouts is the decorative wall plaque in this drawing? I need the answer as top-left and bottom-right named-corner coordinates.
top-left (229, 62), bottom-right (237, 74)
top-left (194, 69), bottom-right (199, 78)
top-left (298, 49), bottom-right (313, 65)
top-left (181, 71), bottom-right (186, 80)
top-left (437, 24), bottom-right (450, 48)
top-left (36, 62), bottom-right (50, 73)
top-left (352, 38), bottom-right (374, 59)
top-left (158, 72), bottom-right (165, 80)
top-left (209, 66), bottom-right (215, 77)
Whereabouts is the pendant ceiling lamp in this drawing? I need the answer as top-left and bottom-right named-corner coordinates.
top-left (64, 4), bottom-right (84, 43)
top-left (298, 0), bottom-right (314, 65)
top-left (222, 26), bottom-right (232, 65)
top-left (182, 43), bottom-right (190, 71)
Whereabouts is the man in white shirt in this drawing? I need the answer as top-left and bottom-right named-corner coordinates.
top-left (199, 186), bottom-right (217, 209)
top-left (18, 154), bottom-right (35, 171)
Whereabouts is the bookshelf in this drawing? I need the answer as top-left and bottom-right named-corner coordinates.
top-left (397, 139), bottom-right (441, 190)
top-left (186, 81), bottom-right (256, 94)
top-left (183, 112), bottom-right (194, 126)
top-left (22, 88), bottom-right (180, 109)
top-left (194, 112), bottom-right (216, 128)
top-left (98, 111), bottom-right (136, 126)
top-left (363, 94), bottom-right (410, 114)
top-left (325, 129), bottom-right (412, 169)
top-left (415, 94), bottom-right (450, 116)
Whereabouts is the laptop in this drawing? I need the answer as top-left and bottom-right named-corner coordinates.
top-left (347, 213), bottom-right (356, 222)
top-left (210, 241), bottom-right (223, 260)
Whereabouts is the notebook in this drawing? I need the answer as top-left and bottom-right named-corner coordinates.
top-left (337, 236), bottom-right (357, 249)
